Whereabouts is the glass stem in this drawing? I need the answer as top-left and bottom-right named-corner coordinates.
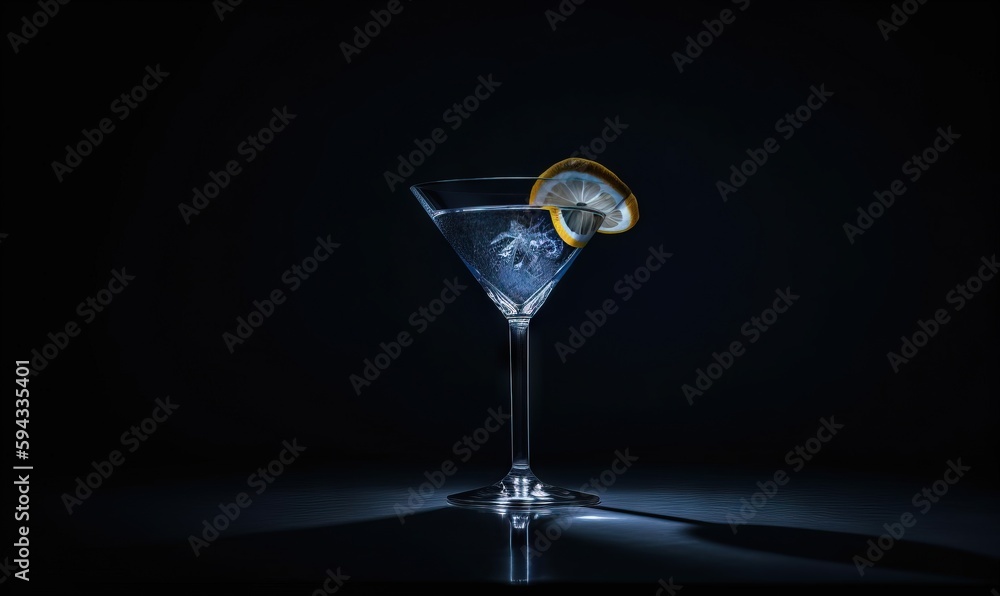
top-left (508, 317), bottom-right (531, 471)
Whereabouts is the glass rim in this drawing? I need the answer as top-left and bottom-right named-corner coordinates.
top-left (410, 176), bottom-right (625, 215)
top-left (410, 176), bottom-right (597, 189)
top-left (426, 204), bottom-right (607, 216)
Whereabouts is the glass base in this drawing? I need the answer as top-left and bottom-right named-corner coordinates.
top-left (447, 467), bottom-right (600, 509)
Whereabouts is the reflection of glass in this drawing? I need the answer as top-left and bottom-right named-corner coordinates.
top-left (411, 178), bottom-right (605, 509)
top-left (502, 509), bottom-right (576, 584)
top-left (507, 512), bottom-right (531, 584)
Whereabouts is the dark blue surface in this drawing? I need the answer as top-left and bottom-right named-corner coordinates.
top-left (36, 464), bottom-right (1000, 593)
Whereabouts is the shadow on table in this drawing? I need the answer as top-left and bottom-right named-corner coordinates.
top-left (595, 505), bottom-right (1000, 581)
top-left (42, 488), bottom-right (1000, 588)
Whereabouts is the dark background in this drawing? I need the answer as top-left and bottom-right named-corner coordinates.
top-left (1, 0), bottom-right (997, 592)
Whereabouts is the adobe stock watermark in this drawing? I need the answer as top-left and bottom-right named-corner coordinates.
top-left (60, 397), bottom-right (180, 514)
top-left (877, 0), bottom-right (928, 41)
top-left (654, 577), bottom-right (684, 596)
top-left (544, 0), bottom-right (585, 31)
top-left (852, 458), bottom-right (970, 576)
top-left (213, 0), bottom-right (242, 21)
top-left (350, 277), bottom-right (467, 395)
top-left (340, 0), bottom-right (412, 63)
top-left (28, 268), bottom-right (136, 376)
top-left (683, 287), bottom-right (799, 405)
top-left (886, 252), bottom-right (996, 372)
top-left (7, 0), bottom-right (70, 55)
top-left (309, 567), bottom-right (350, 596)
top-left (522, 449), bottom-right (639, 559)
top-left (726, 416), bottom-right (844, 533)
top-left (569, 116), bottom-right (628, 160)
top-left (222, 235), bottom-right (340, 353)
top-left (555, 246), bottom-right (671, 363)
top-left (672, 0), bottom-right (750, 73)
top-left (52, 64), bottom-right (169, 182)
top-left (179, 106), bottom-right (297, 223)
top-left (0, 557), bottom-right (17, 584)
top-left (188, 439), bottom-right (306, 556)
top-left (394, 406), bottom-right (510, 523)
top-left (716, 84), bottom-right (833, 202)
top-left (382, 74), bottom-right (502, 191)
top-left (842, 126), bottom-right (960, 244)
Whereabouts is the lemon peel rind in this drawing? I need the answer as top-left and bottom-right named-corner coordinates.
top-left (541, 205), bottom-right (588, 248)
top-left (530, 159), bottom-right (638, 235)
top-left (596, 193), bottom-right (639, 234)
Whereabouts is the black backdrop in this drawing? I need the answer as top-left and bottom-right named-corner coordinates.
top-left (1, 0), bottom-right (997, 589)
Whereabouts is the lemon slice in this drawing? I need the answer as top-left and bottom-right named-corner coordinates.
top-left (529, 158), bottom-right (639, 247)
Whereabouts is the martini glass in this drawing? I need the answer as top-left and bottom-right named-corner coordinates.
top-left (410, 177), bottom-right (606, 509)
